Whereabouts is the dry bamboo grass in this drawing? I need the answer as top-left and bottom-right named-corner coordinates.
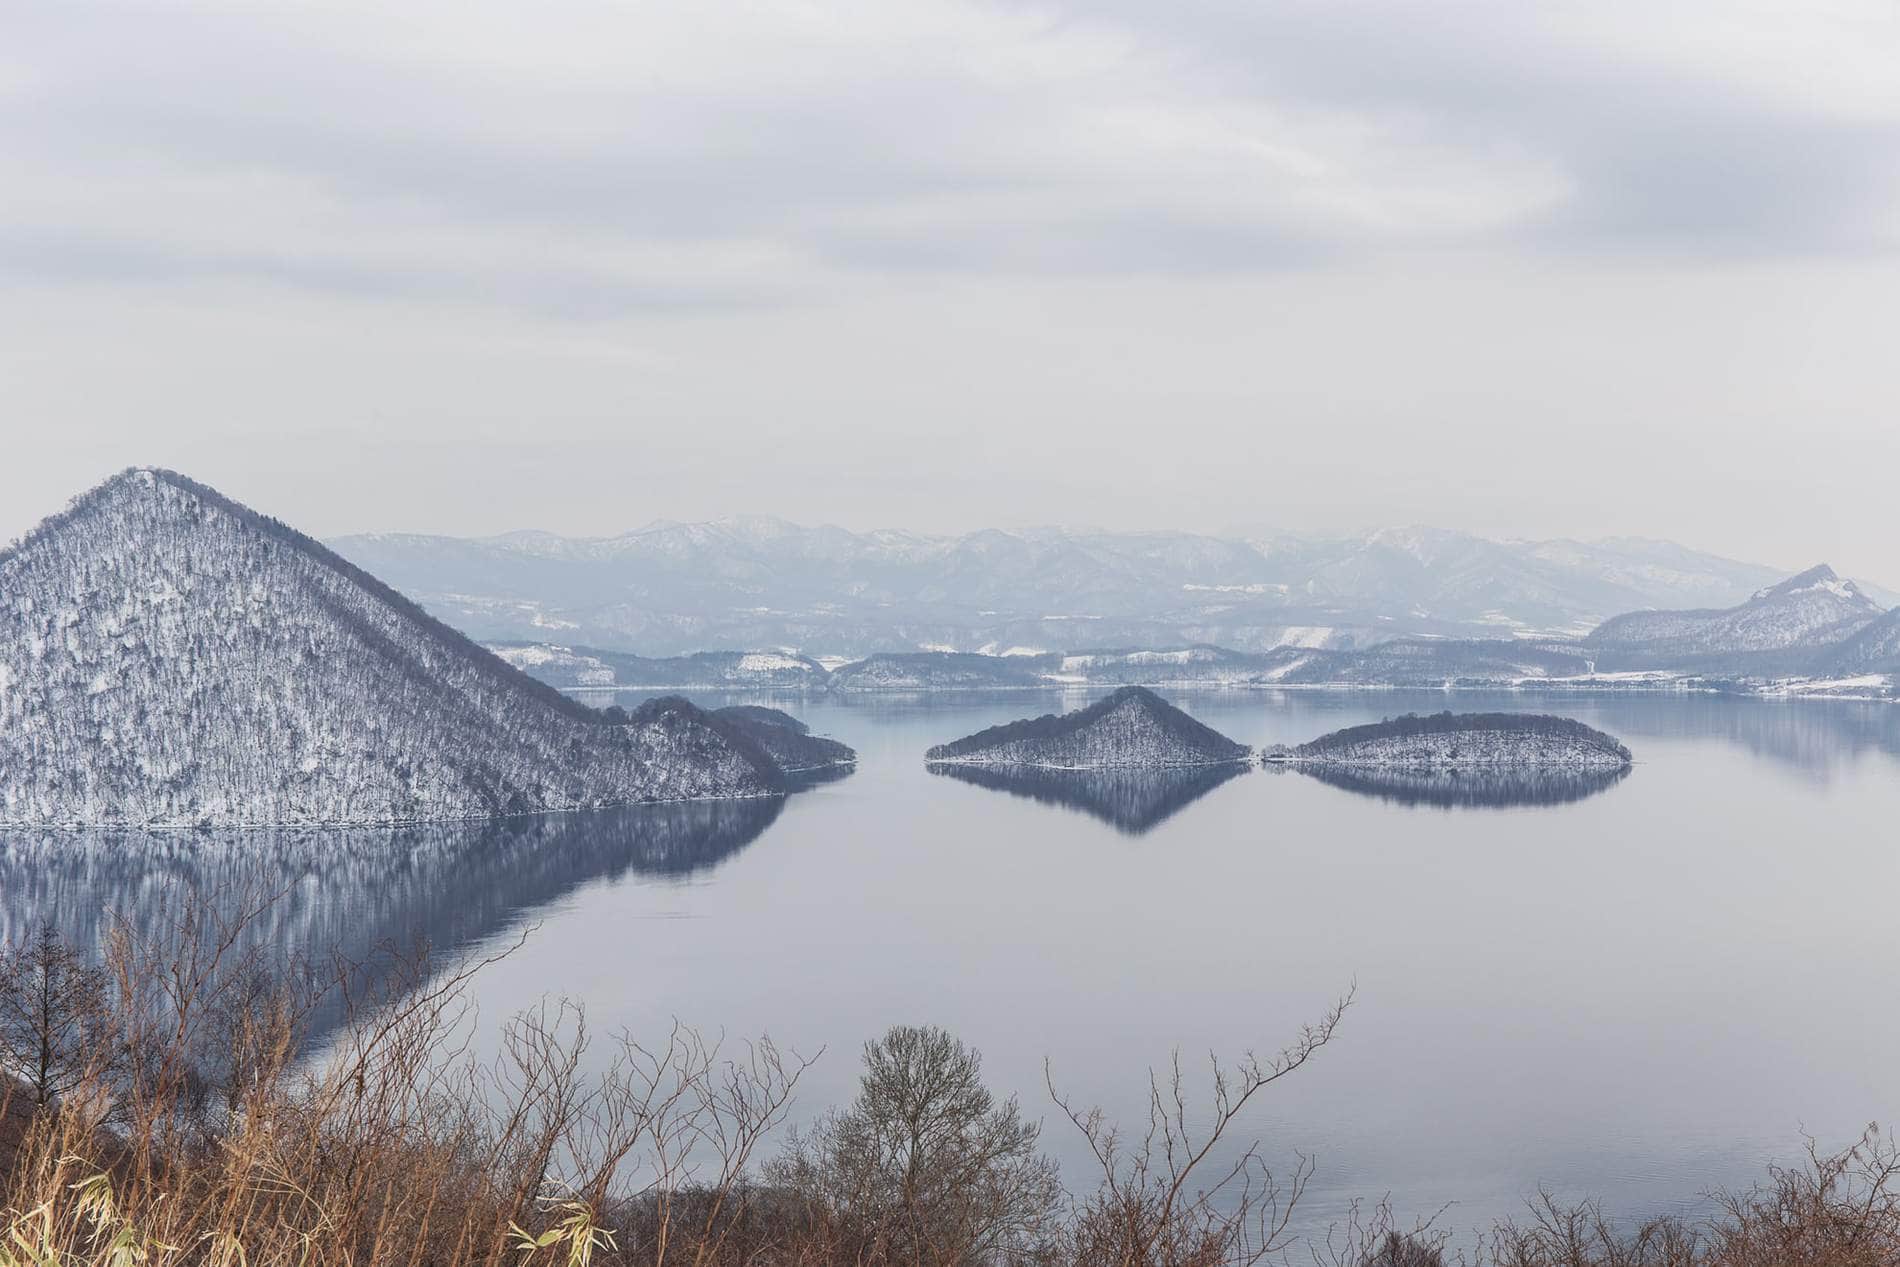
top-left (4, 895), bottom-right (1898, 1267)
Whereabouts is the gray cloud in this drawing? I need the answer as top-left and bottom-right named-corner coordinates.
top-left (1047, 0), bottom-right (1900, 256)
top-left (2, 0), bottom-right (1898, 585)
top-left (9, 0), bottom-right (1891, 317)
top-left (0, 226), bottom-right (796, 318)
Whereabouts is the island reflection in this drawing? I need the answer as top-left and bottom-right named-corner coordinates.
top-left (928, 762), bottom-right (1250, 835)
top-left (1286, 761), bottom-right (1631, 809)
top-left (0, 793), bottom-right (800, 1046)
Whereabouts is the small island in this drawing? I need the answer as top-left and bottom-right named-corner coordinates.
top-left (924, 686), bottom-right (1251, 768)
top-left (710, 705), bottom-right (857, 774)
top-left (1271, 711), bottom-right (1632, 768)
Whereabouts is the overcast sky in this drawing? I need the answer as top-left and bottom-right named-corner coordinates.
top-left (3, 1), bottom-right (1898, 580)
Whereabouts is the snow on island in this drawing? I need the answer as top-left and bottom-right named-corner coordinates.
top-left (709, 706), bottom-right (856, 775)
top-left (924, 686), bottom-right (1251, 768)
top-left (0, 468), bottom-right (790, 828)
top-left (1269, 711), bottom-right (1632, 769)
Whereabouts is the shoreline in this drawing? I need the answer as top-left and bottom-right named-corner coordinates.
top-left (564, 678), bottom-right (1898, 703)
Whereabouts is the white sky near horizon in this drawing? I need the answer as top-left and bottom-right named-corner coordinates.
top-left (2, 1), bottom-right (1898, 582)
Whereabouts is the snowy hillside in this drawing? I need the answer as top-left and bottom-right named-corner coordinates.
top-left (708, 706), bottom-right (856, 774)
top-left (1285, 712), bottom-right (1632, 768)
top-left (1810, 608), bottom-right (1900, 677)
top-left (1586, 565), bottom-right (1881, 656)
top-left (925, 687), bottom-right (1250, 767)
top-left (0, 469), bottom-right (782, 827)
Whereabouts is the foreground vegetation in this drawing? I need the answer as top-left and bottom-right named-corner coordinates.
top-left (2, 904), bottom-right (1896, 1267)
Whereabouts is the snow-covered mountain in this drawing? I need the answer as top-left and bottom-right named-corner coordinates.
top-left (1810, 608), bottom-right (1900, 678)
top-left (326, 518), bottom-right (1800, 658)
top-left (925, 686), bottom-right (1250, 767)
top-left (1585, 564), bottom-right (1883, 657)
top-left (0, 469), bottom-right (783, 827)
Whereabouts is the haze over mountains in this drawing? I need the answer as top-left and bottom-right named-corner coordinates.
top-left (328, 519), bottom-right (1834, 658)
top-left (491, 564), bottom-right (1900, 699)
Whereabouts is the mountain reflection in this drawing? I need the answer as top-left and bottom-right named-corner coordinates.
top-left (0, 795), bottom-right (791, 1045)
top-left (929, 762), bottom-right (1250, 834)
top-left (1287, 762), bottom-right (1631, 809)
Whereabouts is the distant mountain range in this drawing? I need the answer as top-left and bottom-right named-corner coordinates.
top-left (328, 518), bottom-right (1867, 658)
top-left (0, 470), bottom-right (840, 827)
top-left (1587, 565), bottom-right (1882, 657)
top-left (489, 565), bottom-right (1900, 700)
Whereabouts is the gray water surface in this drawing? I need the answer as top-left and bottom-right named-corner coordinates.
top-left (8, 689), bottom-right (1899, 1240)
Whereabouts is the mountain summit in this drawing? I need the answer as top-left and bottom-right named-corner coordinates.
top-left (0, 469), bottom-right (782, 827)
top-left (1585, 563), bottom-right (1881, 656)
top-left (924, 686), bottom-right (1250, 767)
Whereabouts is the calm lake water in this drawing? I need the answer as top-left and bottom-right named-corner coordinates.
top-left (7, 688), bottom-right (1900, 1240)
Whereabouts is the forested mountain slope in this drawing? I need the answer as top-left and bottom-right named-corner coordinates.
top-left (0, 469), bottom-right (781, 827)
top-left (1809, 608), bottom-right (1900, 677)
top-left (1585, 565), bottom-right (1881, 656)
top-left (709, 706), bottom-right (856, 774)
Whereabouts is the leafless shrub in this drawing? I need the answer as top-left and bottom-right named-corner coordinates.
top-left (12, 894), bottom-right (1898, 1267)
top-left (771, 1023), bottom-right (1065, 1266)
top-left (1049, 990), bottom-right (1353, 1267)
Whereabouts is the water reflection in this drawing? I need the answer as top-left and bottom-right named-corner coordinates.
top-left (604, 687), bottom-right (1900, 783)
top-left (783, 763), bottom-right (858, 793)
top-left (928, 762), bottom-right (1251, 834)
top-left (0, 795), bottom-right (793, 1044)
top-left (1285, 761), bottom-right (1632, 809)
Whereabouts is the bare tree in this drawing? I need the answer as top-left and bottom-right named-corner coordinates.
top-left (1050, 991), bottom-right (1353, 1267)
top-left (0, 922), bottom-right (117, 1109)
top-left (772, 1023), bottom-right (1065, 1266)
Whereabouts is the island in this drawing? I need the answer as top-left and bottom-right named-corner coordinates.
top-left (1270, 711), bottom-right (1632, 769)
top-left (924, 686), bottom-right (1251, 768)
top-left (709, 706), bottom-right (857, 775)
top-left (0, 468), bottom-right (790, 827)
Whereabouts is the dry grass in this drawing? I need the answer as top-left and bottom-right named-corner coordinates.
top-left (3, 901), bottom-right (1898, 1267)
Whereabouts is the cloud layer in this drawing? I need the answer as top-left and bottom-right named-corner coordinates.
top-left (2, 0), bottom-right (1897, 579)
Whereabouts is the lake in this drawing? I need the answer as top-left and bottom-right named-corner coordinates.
top-left (6, 688), bottom-right (1899, 1242)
